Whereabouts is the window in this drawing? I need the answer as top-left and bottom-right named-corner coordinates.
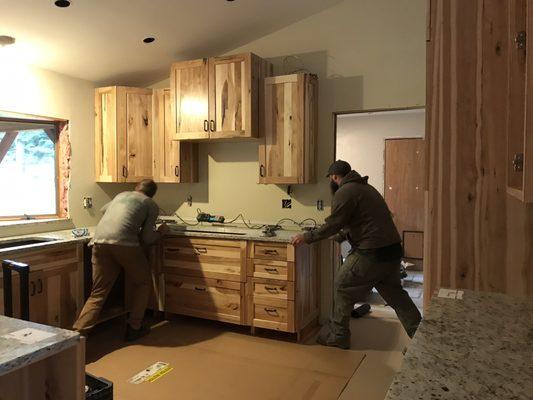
top-left (0, 117), bottom-right (67, 219)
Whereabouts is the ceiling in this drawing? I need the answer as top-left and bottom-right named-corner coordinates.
top-left (0, 0), bottom-right (342, 86)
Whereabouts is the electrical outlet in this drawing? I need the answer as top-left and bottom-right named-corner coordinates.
top-left (282, 199), bottom-right (292, 209)
top-left (316, 200), bottom-right (324, 211)
top-left (186, 195), bottom-right (193, 207)
top-left (83, 196), bottom-right (93, 209)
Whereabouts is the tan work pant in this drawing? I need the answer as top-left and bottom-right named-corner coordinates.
top-left (73, 244), bottom-right (150, 333)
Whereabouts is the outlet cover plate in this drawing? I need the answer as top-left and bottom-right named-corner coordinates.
top-left (282, 199), bottom-right (292, 209)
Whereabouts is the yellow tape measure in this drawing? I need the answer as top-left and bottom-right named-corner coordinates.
top-left (147, 366), bottom-right (173, 383)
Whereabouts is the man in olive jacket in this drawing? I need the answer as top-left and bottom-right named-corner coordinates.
top-left (291, 160), bottom-right (421, 349)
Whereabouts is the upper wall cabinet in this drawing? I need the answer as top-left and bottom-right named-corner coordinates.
top-left (259, 73), bottom-right (318, 184)
top-left (507, 0), bottom-right (532, 202)
top-left (95, 86), bottom-right (153, 183)
top-left (171, 53), bottom-right (272, 141)
top-left (153, 88), bottom-right (198, 183)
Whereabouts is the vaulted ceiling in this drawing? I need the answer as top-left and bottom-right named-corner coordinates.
top-left (1, 0), bottom-right (343, 85)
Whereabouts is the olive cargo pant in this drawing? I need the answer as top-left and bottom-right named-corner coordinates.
top-left (73, 244), bottom-right (151, 333)
top-left (322, 251), bottom-right (421, 345)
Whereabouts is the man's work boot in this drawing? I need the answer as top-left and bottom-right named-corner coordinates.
top-left (351, 303), bottom-right (371, 318)
top-left (316, 324), bottom-right (350, 350)
top-left (125, 324), bottom-right (150, 342)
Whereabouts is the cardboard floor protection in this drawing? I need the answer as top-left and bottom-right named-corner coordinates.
top-left (86, 318), bottom-right (366, 400)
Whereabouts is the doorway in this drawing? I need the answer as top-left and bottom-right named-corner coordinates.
top-left (334, 107), bottom-right (425, 310)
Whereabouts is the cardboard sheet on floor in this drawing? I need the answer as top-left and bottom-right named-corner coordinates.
top-left (86, 320), bottom-right (365, 400)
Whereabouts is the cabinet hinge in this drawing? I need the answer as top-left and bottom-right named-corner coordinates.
top-left (512, 153), bottom-right (524, 172)
top-left (515, 31), bottom-right (526, 50)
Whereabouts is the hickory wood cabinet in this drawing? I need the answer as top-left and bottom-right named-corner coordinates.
top-left (170, 53), bottom-right (272, 141)
top-left (153, 88), bottom-right (198, 183)
top-left (95, 86), bottom-right (153, 183)
top-left (507, 0), bottom-right (533, 202)
top-left (95, 86), bottom-right (198, 183)
top-left (259, 73), bottom-right (318, 184)
top-left (160, 237), bottom-right (319, 339)
top-left (0, 243), bottom-right (84, 329)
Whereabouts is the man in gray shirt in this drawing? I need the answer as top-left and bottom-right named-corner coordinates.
top-left (73, 179), bottom-right (168, 341)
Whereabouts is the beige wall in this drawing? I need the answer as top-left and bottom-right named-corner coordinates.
top-left (336, 109), bottom-right (425, 195)
top-left (151, 0), bottom-right (427, 223)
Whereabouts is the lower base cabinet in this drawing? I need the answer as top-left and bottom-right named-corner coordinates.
top-left (162, 237), bottom-right (319, 339)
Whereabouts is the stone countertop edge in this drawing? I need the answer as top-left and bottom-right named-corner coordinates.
top-left (384, 289), bottom-right (533, 400)
top-left (0, 315), bottom-right (80, 376)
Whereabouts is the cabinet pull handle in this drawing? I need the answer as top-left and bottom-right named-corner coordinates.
top-left (264, 267), bottom-right (279, 274)
top-left (210, 120), bottom-right (215, 132)
top-left (37, 279), bottom-right (43, 294)
top-left (143, 115), bottom-right (149, 126)
top-left (194, 286), bottom-right (207, 292)
top-left (264, 249), bottom-right (278, 255)
top-left (30, 281), bottom-right (36, 296)
top-left (174, 166), bottom-right (180, 177)
top-left (122, 165), bottom-right (128, 178)
top-left (166, 248), bottom-right (180, 253)
top-left (264, 307), bottom-right (278, 315)
top-left (194, 247), bottom-right (208, 254)
top-left (265, 286), bottom-right (279, 293)
top-left (203, 120), bottom-right (209, 132)
top-left (259, 164), bottom-right (265, 177)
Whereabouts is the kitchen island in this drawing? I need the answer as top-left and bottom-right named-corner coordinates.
top-left (0, 315), bottom-right (85, 400)
top-left (385, 289), bottom-right (533, 400)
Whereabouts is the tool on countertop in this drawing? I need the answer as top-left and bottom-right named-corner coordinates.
top-left (196, 213), bottom-right (225, 223)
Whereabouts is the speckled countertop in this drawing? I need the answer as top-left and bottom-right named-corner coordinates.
top-left (385, 289), bottom-right (533, 400)
top-left (0, 315), bottom-right (80, 376)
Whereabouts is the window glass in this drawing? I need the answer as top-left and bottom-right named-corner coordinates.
top-left (0, 129), bottom-right (57, 217)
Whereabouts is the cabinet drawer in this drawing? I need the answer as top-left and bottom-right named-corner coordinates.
top-left (252, 300), bottom-right (295, 332)
top-left (252, 279), bottom-right (294, 302)
top-left (251, 242), bottom-right (292, 261)
top-left (163, 238), bottom-right (245, 282)
top-left (248, 259), bottom-right (293, 281)
top-left (164, 274), bottom-right (243, 324)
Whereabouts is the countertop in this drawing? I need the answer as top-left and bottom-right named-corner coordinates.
top-left (385, 289), bottom-right (533, 400)
top-left (0, 220), bottom-right (307, 257)
top-left (0, 315), bottom-right (80, 376)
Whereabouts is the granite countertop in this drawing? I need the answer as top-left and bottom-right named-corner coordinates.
top-left (0, 315), bottom-right (80, 376)
top-left (385, 289), bottom-right (533, 400)
top-left (0, 228), bottom-right (94, 257)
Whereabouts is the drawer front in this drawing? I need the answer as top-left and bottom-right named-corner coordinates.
top-left (252, 279), bottom-right (294, 302)
top-left (251, 243), bottom-right (291, 261)
top-left (165, 274), bottom-right (243, 324)
top-left (252, 300), bottom-right (295, 332)
top-left (163, 238), bottom-right (245, 282)
top-left (248, 259), bottom-right (293, 281)
top-left (7, 244), bottom-right (79, 271)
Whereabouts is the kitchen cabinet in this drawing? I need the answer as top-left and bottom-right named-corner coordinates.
top-left (259, 73), bottom-right (318, 184)
top-left (161, 236), bottom-right (319, 340)
top-left (246, 241), bottom-right (319, 338)
top-left (170, 53), bottom-right (272, 141)
top-left (153, 88), bottom-right (198, 183)
top-left (95, 86), bottom-right (153, 182)
top-left (0, 243), bottom-right (83, 328)
top-left (507, 0), bottom-right (533, 202)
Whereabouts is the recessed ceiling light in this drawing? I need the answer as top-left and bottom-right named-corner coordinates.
top-left (54, 0), bottom-right (71, 8)
top-left (0, 36), bottom-right (16, 47)
top-left (143, 37), bottom-right (155, 44)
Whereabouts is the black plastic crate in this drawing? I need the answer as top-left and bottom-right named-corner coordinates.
top-left (86, 373), bottom-right (113, 400)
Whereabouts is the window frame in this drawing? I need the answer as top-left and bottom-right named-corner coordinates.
top-left (0, 116), bottom-right (63, 221)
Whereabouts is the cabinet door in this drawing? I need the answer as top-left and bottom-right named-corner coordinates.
top-left (42, 263), bottom-right (79, 328)
top-left (0, 271), bottom-right (46, 324)
top-left (153, 88), bottom-right (198, 183)
top-left (208, 54), bottom-right (250, 139)
top-left (171, 59), bottom-right (210, 140)
top-left (122, 89), bottom-right (153, 182)
top-left (260, 74), bottom-right (317, 184)
top-left (95, 87), bottom-right (118, 182)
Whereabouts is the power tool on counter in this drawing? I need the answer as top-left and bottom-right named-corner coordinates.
top-left (196, 212), bottom-right (225, 223)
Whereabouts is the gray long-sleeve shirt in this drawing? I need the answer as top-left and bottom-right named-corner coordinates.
top-left (91, 191), bottom-right (161, 247)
